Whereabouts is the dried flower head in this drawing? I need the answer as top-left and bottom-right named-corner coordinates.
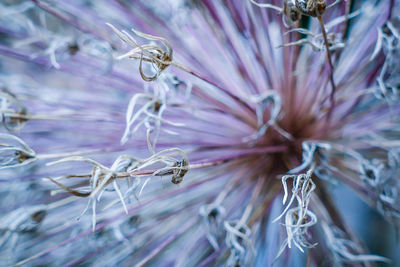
top-left (0, 133), bottom-right (36, 169)
top-left (0, 0), bottom-right (399, 266)
top-left (0, 88), bottom-right (28, 131)
top-left (295, 0), bottom-right (327, 17)
top-left (107, 23), bottom-right (173, 82)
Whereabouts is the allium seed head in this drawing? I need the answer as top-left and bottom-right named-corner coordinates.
top-left (0, 0), bottom-right (399, 266)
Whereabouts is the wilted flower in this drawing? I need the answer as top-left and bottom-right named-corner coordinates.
top-left (0, 0), bottom-right (399, 266)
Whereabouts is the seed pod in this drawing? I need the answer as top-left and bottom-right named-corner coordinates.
top-left (171, 159), bottom-right (189, 184)
top-left (284, 0), bottom-right (302, 23)
top-left (295, 0), bottom-right (326, 17)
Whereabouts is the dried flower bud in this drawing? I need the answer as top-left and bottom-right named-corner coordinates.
top-left (295, 0), bottom-right (326, 17)
top-left (171, 159), bottom-right (189, 184)
top-left (107, 23), bottom-right (173, 82)
top-left (0, 88), bottom-right (28, 132)
top-left (0, 205), bottom-right (47, 238)
top-left (0, 1), bottom-right (398, 266)
top-left (224, 220), bottom-right (252, 266)
top-left (284, 0), bottom-right (302, 23)
top-left (0, 134), bottom-right (36, 169)
top-left (322, 222), bottom-right (391, 263)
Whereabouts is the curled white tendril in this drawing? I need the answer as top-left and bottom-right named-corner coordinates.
top-left (199, 176), bottom-right (244, 251)
top-left (279, 9), bottom-right (359, 51)
top-left (47, 155), bottom-right (132, 230)
top-left (359, 158), bottom-right (385, 187)
top-left (107, 23), bottom-right (173, 82)
top-left (321, 221), bottom-right (391, 263)
top-left (23, 32), bottom-right (73, 69)
top-left (224, 220), bottom-right (252, 266)
top-left (274, 167), bottom-right (318, 259)
top-left (318, 141), bottom-right (400, 221)
top-left (224, 195), bottom-right (256, 267)
top-left (76, 34), bottom-right (114, 73)
top-left (244, 91), bottom-right (292, 142)
top-left (280, 29), bottom-right (345, 52)
top-left (0, 205), bottom-right (47, 248)
top-left (371, 19), bottom-right (400, 102)
top-left (199, 203), bottom-right (226, 250)
top-left (319, 140), bottom-right (400, 222)
top-left (0, 2), bottom-right (35, 39)
top-left (46, 148), bottom-right (188, 230)
top-left (250, 0), bottom-right (301, 27)
top-left (289, 141), bottom-right (330, 174)
top-left (138, 147), bottom-right (189, 185)
top-left (378, 151), bottom-right (400, 219)
top-left (250, 0), bottom-right (346, 27)
top-left (15, 15), bottom-right (113, 71)
top-left (275, 207), bottom-right (318, 261)
top-left (358, 151), bottom-right (400, 220)
top-left (274, 167), bottom-right (316, 223)
top-left (121, 89), bottom-right (185, 154)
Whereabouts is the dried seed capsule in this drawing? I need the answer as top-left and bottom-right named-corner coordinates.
top-left (171, 159), bottom-right (189, 184)
top-left (284, 0), bottom-right (302, 23)
top-left (295, 0), bottom-right (326, 17)
top-left (0, 88), bottom-right (28, 132)
top-left (107, 23), bottom-right (173, 82)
